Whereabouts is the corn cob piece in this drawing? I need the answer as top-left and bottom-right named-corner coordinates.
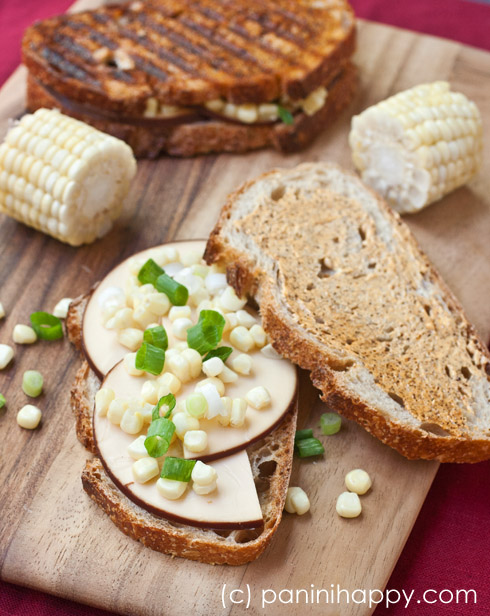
top-left (0, 108), bottom-right (137, 246)
top-left (349, 82), bottom-right (483, 214)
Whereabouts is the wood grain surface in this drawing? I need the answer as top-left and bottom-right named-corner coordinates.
top-left (1, 7), bottom-right (490, 616)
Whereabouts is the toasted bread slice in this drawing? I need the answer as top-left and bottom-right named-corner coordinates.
top-left (22, 0), bottom-right (355, 111)
top-left (205, 162), bottom-right (490, 463)
top-left (26, 65), bottom-right (357, 157)
top-left (67, 294), bottom-right (297, 564)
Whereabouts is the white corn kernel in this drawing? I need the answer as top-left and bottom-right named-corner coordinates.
top-left (124, 352), bottom-right (144, 376)
top-left (0, 343), bottom-right (14, 369)
top-left (183, 429), bottom-right (208, 453)
top-left (261, 343), bottom-right (282, 359)
top-left (147, 293), bottom-right (170, 316)
top-left (220, 365), bottom-right (238, 383)
top-left (345, 469), bottom-right (372, 495)
top-left (107, 399), bottom-right (128, 425)
top-left (140, 402), bottom-right (154, 424)
top-left (172, 412), bottom-right (200, 438)
top-left (181, 348), bottom-right (202, 378)
top-left (218, 397), bottom-right (232, 426)
top-left (17, 404), bottom-right (42, 429)
top-left (157, 477), bottom-right (187, 500)
top-left (166, 354), bottom-right (191, 382)
top-left (172, 317), bottom-right (193, 340)
top-left (157, 372), bottom-right (181, 396)
top-left (232, 353), bottom-right (252, 375)
top-left (120, 408), bottom-right (144, 434)
top-left (95, 387), bottom-right (115, 417)
top-left (191, 461), bottom-right (217, 486)
top-left (229, 326), bottom-right (254, 352)
top-left (180, 249), bottom-right (203, 266)
top-left (236, 310), bottom-right (257, 328)
top-left (195, 377), bottom-right (225, 397)
top-left (225, 312), bottom-right (238, 331)
top-left (205, 272), bottom-right (228, 295)
top-left (127, 435), bottom-right (149, 460)
top-left (202, 356), bottom-right (224, 377)
top-left (189, 287), bottom-right (209, 307)
top-left (132, 457), bottom-right (159, 483)
top-left (12, 324), bottom-right (37, 344)
top-left (230, 397), bottom-right (247, 427)
top-left (193, 480), bottom-right (217, 495)
top-left (117, 327), bottom-right (144, 351)
top-left (133, 305), bottom-right (156, 329)
top-left (219, 286), bottom-right (247, 311)
top-left (246, 386), bottom-right (271, 409)
top-left (106, 307), bottom-right (134, 330)
top-left (0, 302), bottom-right (5, 319)
top-left (285, 487), bottom-right (311, 515)
top-left (169, 305), bottom-right (191, 322)
top-left (53, 297), bottom-right (72, 319)
top-left (336, 491), bottom-right (362, 518)
top-left (237, 103), bottom-right (258, 124)
top-left (140, 380), bottom-right (159, 405)
top-left (250, 324), bottom-right (267, 348)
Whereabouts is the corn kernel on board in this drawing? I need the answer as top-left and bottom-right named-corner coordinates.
top-left (1, 6), bottom-right (490, 615)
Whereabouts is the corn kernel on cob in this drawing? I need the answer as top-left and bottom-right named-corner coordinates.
top-left (349, 82), bottom-right (483, 214)
top-left (0, 108), bottom-right (137, 245)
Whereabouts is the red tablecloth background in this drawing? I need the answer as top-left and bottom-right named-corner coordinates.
top-left (1, 1), bottom-right (490, 614)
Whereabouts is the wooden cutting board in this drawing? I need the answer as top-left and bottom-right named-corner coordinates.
top-left (1, 4), bottom-right (490, 615)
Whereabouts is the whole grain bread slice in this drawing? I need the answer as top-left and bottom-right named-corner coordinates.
top-left (205, 162), bottom-right (490, 463)
top-left (67, 296), bottom-right (297, 565)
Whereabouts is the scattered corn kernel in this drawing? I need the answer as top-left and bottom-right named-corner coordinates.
top-left (220, 365), bottom-right (238, 383)
top-left (124, 352), bottom-right (144, 376)
top-left (13, 324), bottom-right (37, 344)
top-left (169, 305), bottom-right (191, 322)
top-left (172, 411), bottom-right (200, 438)
top-left (107, 398), bottom-right (128, 425)
top-left (157, 477), bottom-right (187, 500)
top-left (193, 480), bottom-right (217, 495)
top-left (120, 408), bottom-right (144, 434)
top-left (229, 326), bottom-right (254, 352)
top-left (191, 460), bottom-right (218, 486)
top-left (140, 380), bottom-right (159, 405)
top-left (147, 293), bottom-right (170, 316)
top-left (17, 404), bottom-right (42, 429)
top-left (232, 353), bottom-right (252, 375)
top-left (246, 386), bottom-right (271, 409)
top-left (166, 353), bottom-right (191, 382)
top-left (336, 491), bottom-right (362, 518)
top-left (184, 429), bottom-right (208, 453)
top-left (236, 310), bottom-right (257, 328)
top-left (106, 307), bottom-right (134, 330)
top-left (180, 348), bottom-right (202, 379)
top-left (345, 469), bottom-right (372, 495)
top-left (53, 297), bottom-right (72, 319)
top-left (157, 372), bottom-right (181, 396)
top-left (118, 327), bottom-right (144, 351)
top-left (172, 317), bottom-right (193, 340)
top-left (95, 388), bottom-right (115, 416)
top-left (250, 324), bottom-right (267, 348)
top-left (205, 272), bottom-right (227, 294)
top-left (127, 435), bottom-right (149, 460)
top-left (218, 396), bottom-right (232, 426)
top-left (202, 356), bottom-right (224, 377)
top-left (230, 397), bottom-right (247, 428)
top-left (0, 344), bottom-right (14, 369)
top-left (261, 343), bottom-right (282, 359)
top-left (195, 377), bottom-right (225, 397)
top-left (219, 286), bottom-right (247, 311)
top-left (285, 487), bottom-right (311, 515)
top-left (132, 457), bottom-right (159, 483)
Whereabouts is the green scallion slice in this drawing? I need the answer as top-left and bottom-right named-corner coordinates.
top-left (155, 273), bottom-right (188, 306)
top-left (277, 105), bottom-right (294, 125)
top-left (187, 310), bottom-right (225, 355)
top-left (161, 457), bottom-right (196, 482)
top-left (152, 393), bottom-right (176, 421)
top-left (135, 342), bottom-right (165, 375)
top-left (22, 370), bottom-right (43, 398)
top-left (203, 346), bottom-right (233, 363)
top-left (0, 394), bottom-right (5, 409)
top-left (320, 412), bottom-right (342, 435)
top-left (30, 311), bottom-right (63, 340)
top-left (295, 437), bottom-right (325, 458)
top-left (138, 259), bottom-right (164, 286)
top-left (294, 428), bottom-right (313, 443)
top-left (144, 325), bottom-right (168, 350)
top-left (144, 417), bottom-right (175, 457)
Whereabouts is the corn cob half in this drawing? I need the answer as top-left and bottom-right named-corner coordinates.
top-left (349, 82), bottom-right (483, 214)
top-left (0, 109), bottom-right (137, 246)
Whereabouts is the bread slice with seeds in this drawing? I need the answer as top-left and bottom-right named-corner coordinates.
top-left (205, 162), bottom-right (490, 463)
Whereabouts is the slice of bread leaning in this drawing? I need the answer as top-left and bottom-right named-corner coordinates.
top-left (205, 162), bottom-right (490, 463)
top-left (68, 294), bottom-right (297, 565)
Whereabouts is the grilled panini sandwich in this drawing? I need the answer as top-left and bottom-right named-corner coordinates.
top-left (22, 0), bottom-right (357, 158)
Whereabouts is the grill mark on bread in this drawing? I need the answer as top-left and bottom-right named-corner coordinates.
top-left (39, 47), bottom-right (99, 86)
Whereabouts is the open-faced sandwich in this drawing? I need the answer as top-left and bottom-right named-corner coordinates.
top-left (22, 0), bottom-right (357, 157)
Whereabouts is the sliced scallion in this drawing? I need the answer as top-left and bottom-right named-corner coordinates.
top-left (161, 457), bottom-right (196, 482)
top-left (152, 393), bottom-right (176, 421)
top-left (320, 412), bottom-right (342, 435)
top-left (294, 428), bottom-right (313, 443)
top-left (135, 342), bottom-right (165, 375)
top-left (295, 437), bottom-right (325, 458)
top-left (203, 346), bottom-right (233, 363)
top-left (22, 370), bottom-right (43, 398)
top-left (187, 310), bottom-right (225, 355)
top-left (155, 273), bottom-right (188, 306)
top-left (185, 392), bottom-right (208, 418)
top-left (30, 311), bottom-right (63, 341)
top-left (0, 394), bottom-right (5, 409)
top-left (144, 325), bottom-right (168, 350)
top-left (138, 259), bottom-right (164, 286)
top-left (277, 105), bottom-right (294, 125)
top-left (144, 417), bottom-right (175, 457)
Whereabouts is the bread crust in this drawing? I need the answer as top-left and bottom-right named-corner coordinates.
top-left (204, 163), bottom-right (490, 463)
top-left (26, 64), bottom-right (357, 158)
